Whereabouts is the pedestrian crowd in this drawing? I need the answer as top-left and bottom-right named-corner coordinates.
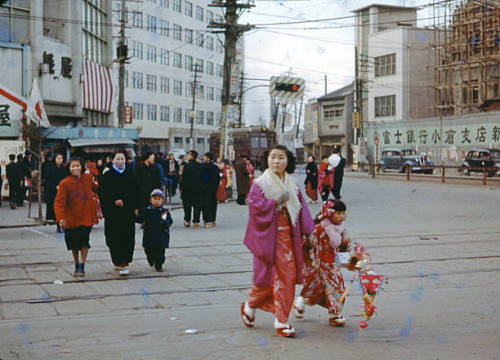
top-left (2, 144), bottom-right (351, 339)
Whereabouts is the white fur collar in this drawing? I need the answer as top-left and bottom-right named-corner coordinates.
top-left (254, 169), bottom-right (301, 226)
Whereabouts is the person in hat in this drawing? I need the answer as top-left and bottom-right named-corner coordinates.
top-left (135, 189), bottom-right (173, 272)
top-left (328, 147), bottom-right (346, 200)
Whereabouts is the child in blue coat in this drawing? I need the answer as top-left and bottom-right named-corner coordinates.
top-left (136, 189), bottom-right (173, 272)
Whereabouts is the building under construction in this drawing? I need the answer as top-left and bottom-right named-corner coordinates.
top-left (433, 0), bottom-right (500, 116)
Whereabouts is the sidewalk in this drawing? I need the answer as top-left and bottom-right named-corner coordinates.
top-left (0, 201), bottom-right (43, 228)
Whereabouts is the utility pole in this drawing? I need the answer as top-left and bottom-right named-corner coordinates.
top-left (190, 64), bottom-right (200, 147)
top-left (117, 0), bottom-right (126, 127)
top-left (208, 0), bottom-right (254, 159)
top-left (296, 96), bottom-right (303, 139)
top-left (238, 71), bottom-right (243, 127)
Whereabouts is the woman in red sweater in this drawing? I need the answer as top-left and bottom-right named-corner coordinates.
top-left (54, 157), bottom-right (98, 277)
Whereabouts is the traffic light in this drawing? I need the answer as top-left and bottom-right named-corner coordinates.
top-left (61, 57), bottom-right (72, 78)
top-left (43, 51), bottom-right (55, 74)
top-left (274, 83), bottom-right (300, 92)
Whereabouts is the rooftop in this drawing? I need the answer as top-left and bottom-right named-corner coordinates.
top-left (351, 3), bottom-right (418, 13)
top-left (317, 82), bottom-right (354, 102)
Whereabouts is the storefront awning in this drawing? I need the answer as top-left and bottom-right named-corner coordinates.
top-left (68, 138), bottom-right (135, 147)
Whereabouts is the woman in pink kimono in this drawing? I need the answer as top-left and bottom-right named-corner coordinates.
top-left (240, 145), bottom-right (315, 338)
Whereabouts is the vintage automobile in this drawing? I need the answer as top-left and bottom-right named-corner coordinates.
top-left (379, 148), bottom-right (434, 174)
top-left (461, 148), bottom-right (500, 177)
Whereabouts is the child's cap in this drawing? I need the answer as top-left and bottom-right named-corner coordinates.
top-left (150, 189), bottom-right (164, 198)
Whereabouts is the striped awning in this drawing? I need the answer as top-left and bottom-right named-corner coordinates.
top-left (81, 59), bottom-right (114, 113)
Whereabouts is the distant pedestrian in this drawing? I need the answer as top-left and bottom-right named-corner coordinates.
top-left (16, 154), bottom-right (28, 206)
top-left (6, 154), bottom-right (21, 209)
top-left (165, 153), bottom-right (179, 197)
top-left (201, 152), bottom-right (220, 227)
top-left (181, 150), bottom-right (204, 228)
top-left (328, 147), bottom-right (345, 200)
top-left (136, 189), bottom-right (173, 272)
top-left (54, 157), bottom-right (99, 277)
top-left (234, 154), bottom-right (250, 205)
top-left (99, 150), bottom-right (140, 276)
top-left (135, 152), bottom-right (161, 209)
top-left (318, 156), bottom-right (333, 202)
top-left (215, 157), bottom-right (228, 203)
top-left (240, 145), bottom-right (314, 338)
top-left (304, 155), bottom-right (318, 204)
top-left (44, 153), bottom-right (66, 230)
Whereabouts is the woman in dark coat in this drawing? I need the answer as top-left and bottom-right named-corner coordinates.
top-left (304, 155), bottom-right (319, 203)
top-left (99, 150), bottom-right (140, 276)
top-left (135, 152), bottom-right (161, 209)
top-left (234, 154), bottom-right (250, 205)
top-left (44, 153), bottom-right (67, 228)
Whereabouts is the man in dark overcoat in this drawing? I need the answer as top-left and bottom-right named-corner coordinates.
top-left (201, 152), bottom-right (220, 227)
top-left (181, 150), bottom-right (204, 227)
top-left (234, 153), bottom-right (250, 205)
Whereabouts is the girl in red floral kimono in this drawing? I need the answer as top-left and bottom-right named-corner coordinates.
top-left (293, 199), bottom-right (350, 326)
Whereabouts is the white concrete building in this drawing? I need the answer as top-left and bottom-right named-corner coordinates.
top-left (115, 0), bottom-right (225, 154)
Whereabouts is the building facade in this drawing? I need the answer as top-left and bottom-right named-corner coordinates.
top-left (0, 0), bottom-right (138, 158)
top-left (352, 3), bottom-right (499, 164)
top-left (115, 0), bottom-right (226, 154)
top-left (303, 83), bottom-right (354, 163)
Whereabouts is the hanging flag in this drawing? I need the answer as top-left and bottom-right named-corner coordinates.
top-left (81, 59), bottom-right (114, 113)
top-left (26, 78), bottom-right (51, 128)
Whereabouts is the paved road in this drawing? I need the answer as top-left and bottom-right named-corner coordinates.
top-left (1, 175), bottom-right (499, 359)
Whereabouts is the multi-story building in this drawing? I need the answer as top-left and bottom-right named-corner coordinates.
top-left (353, 3), bottom-right (500, 164)
top-left (303, 83), bottom-right (354, 163)
top-left (116, 0), bottom-right (225, 154)
top-left (0, 0), bottom-right (138, 158)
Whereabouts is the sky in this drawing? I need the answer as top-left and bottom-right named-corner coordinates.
top-left (237, 0), bottom-right (429, 128)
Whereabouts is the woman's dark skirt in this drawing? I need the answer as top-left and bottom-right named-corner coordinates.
top-left (105, 218), bottom-right (135, 265)
top-left (65, 226), bottom-right (91, 251)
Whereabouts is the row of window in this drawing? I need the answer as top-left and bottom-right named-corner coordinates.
top-left (130, 41), bottom-right (223, 76)
top-left (129, 102), bottom-right (222, 125)
top-left (126, 71), bottom-right (223, 101)
top-left (173, 136), bottom-right (206, 147)
top-left (144, 0), bottom-right (219, 24)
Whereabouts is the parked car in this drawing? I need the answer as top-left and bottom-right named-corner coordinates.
top-left (461, 148), bottom-right (500, 177)
top-left (379, 148), bottom-right (417, 172)
top-left (402, 155), bottom-right (434, 174)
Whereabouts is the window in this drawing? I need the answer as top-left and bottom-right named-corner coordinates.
top-left (147, 104), bottom-right (157, 120)
top-left (323, 105), bottom-right (343, 120)
top-left (174, 108), bottom-right (182, 123)
top-left (196, 6), bottom-right (204, 21)
top-left (132, 12), bottom-right (143, 28)
top-left (173, 0), bottom-right (181, 13)
top-left (375, 95), bottom-right (396, 117)
top-left (159, 19), bottom-right (169, 37)
top-left (132, 41), bottom-right (143, 59)
top-left (159, 106), bottom-right (170, 122)
top-left (132, 72), bottom-right (143, 89)
top-left (146, 74), bottom-right (157, 92)
top-left (216, 64), bottom-right (223, 77)
top-left (207, 87), bottom-right (214, 100)
top-left (159, 48), bottom-right (169, 65)
top-left (216, 40), bottom-right (223, 53)
top-left (196, 110), bottom-right (204, 124)
top-left (185, 110), bottom-right (192, 124)
top-left (173, 52), bottom-right (182, 68)
top-left (185, 55), bottom-right (193, 71)
top-left (173, 24), bottom-right (182, 40)
top-left (196, 32), bottom-right (204, 47)
top-left (147, 15), bottom-right (157, 32)
top-left (207, 61), bottom-right (214, 75)
top-left (160, 0), bottom-right (169, 7)
top-left (185, 29), bottom-right (193, 44)
top-left (197, 85), bottom-right (204, 99)
top-left (173, 80), bottom-right (183, 95)
top-left (146, 44), bottom-right (157, 62)
top-left (207, 111), bottom-right (214, 125)
top-left (174, 137), bottom-right (183, 146)
top-left (185, 1), bottom-right (192, 16)
top-left (206, 37), bottom-right (214, 51)
top-left (186, 82), bottom-right (194, 97)
top-left (82, 0), bottom-right (109, 64)
top-left (216, 89), bottom-right (222, 102)
top-left (133, 103), bottom-right (144, 120)
top-left (217, 112), bottom-right (223, 126)
top-left (160, 76), bottom-right (170, 93)
top-left (196, 58), bottom-right (204, 73)
top-left (375, 53), bottom-right (396, 77)
top-left (206, 10), bottom-right (214, 24)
